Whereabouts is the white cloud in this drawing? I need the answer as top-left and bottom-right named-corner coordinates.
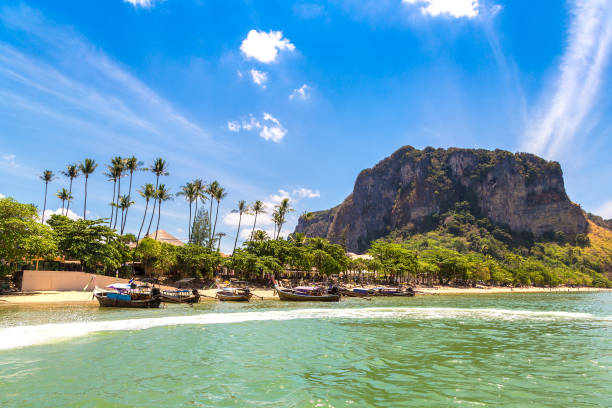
top-left (240, 29), bottom-right (295, 63)
top-left (227, 121), bottom-right (241, 132)
top-left (249, 69), bottom-right (268, 88)
top-left (490, 4), bottom-right (503, 17)
top-left (595, 199), bottom-right (612, 219)
top-left (2, 154), bottom-right (16, 165)
top-left (293, 188), bottom-right (320, 198)
top-left (402, 0), bottom-right (479, 18)
top-left (42, 207), bottom-right (81, 222)
top-left (289, 84), bottom-right (310, 100)
top-left (0, 193), bottom-right (5, 198)
top-left (523, 0), bottom-right (612, 158)
top-left (124, 0), bottom-right (156, 8)
top-left (227, 113), bottom-right (287, 142)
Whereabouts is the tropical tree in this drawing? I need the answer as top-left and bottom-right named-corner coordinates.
top-left (250, 200), bottom-right (265, 241)
top-left (56, 188), bottom-right (72, 216)
top-left (79, 158), bottom-right (98, 220)
top-left (154, 184), bottom-right (173, 240)
top-left (39, 170), bottom-right (55, 223)
top-left (122, 156), bottom-right (143, 231)
top-left (193, 178), bottom-right (206, 230)
top-left (232, 200), bottom-right (248, 254)
top-left (60, 164), bottom-right (80, 214)
top-left (117, 194), bottom-right (134, 235)
top-left (110, 156), bottom-right (125, 230)
top-left (104, 164), bottom-right (121, 227)
top-left (136, 183), bottom-right (155, 244)
top-left (216, 232), bottom-right (227, 252)
top-left (252, 229), bottom-right (269, 241)
top-left (210, 185), bottom-right (227, 249)
top-left (274, 198), bottom-right (293, 239)
top-left (146, 158), bottom-right (169, 236)
top-left (191, 208), bottom-right (211, 246)
top-left (177, 182), bottom-right (197, 241)
top-left (206, 181), bottom-right (220, 244)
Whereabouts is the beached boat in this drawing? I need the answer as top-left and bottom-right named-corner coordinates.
top-left (216, 287), bottom-right (252, 301)
top-left (273, 280), bottom-right (340, 302)
top-left (161, 289), bottom-right (200, 304)
top-left (94, 287), bottom-right (162, 308)
top-left (339, 287), bottom-right (374, 297)
top-left (373, 287), bottom-right (416, 297)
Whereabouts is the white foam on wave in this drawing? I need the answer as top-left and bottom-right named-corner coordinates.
top-left (0, 307), bottom-right (608, 351)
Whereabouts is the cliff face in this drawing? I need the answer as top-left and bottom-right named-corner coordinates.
top-left (295, 146), bottom-right (588, 253)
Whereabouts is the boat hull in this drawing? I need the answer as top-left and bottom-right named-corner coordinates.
top-left (95, 294), bottom-right (162, 308)
top-left (216, 292), bottom-right (251, 301)
top-left (275, 287), bottom-right (340, 302)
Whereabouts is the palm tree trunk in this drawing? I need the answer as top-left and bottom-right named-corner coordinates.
top-left (155, 201), bottom-right (162, 240)
top-left (188, 201), bottom-right (192, 243)
top-left (113, 177), bottom-right (121, 229)
top-left (192, 197), bottom-right (198, 243)
top-left (61, 200), bottom-right (65, 216)
top-left (67, 178), bottom-right (73, 213)
top-left (109, 180), bottom-right (116, 227)
top-left (211, 200), bottom-right (220, 249)
top-left (217, 235), bottom-right (222, 252)
top-left (41, 182), bottom-right (48, 224)
top-left (136, 199), bottom-right (149, 244)
top-left (83, 176), bottom-right (88, 220)
top-left (146, 176), bottom-right (159, 236)
top-left (277, 221), bottom-right (284, 240)
top-left (208, 196), bottom-right (214, 245)
top-left (123, 171), bottom-right (134, 233)
top-left (233, 212), bottom-right (242, 254)
top-left (250, 212), bottom-right (259, 241)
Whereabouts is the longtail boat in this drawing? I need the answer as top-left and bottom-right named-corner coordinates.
top-left (161, 289), bottom-right (200, 304)
top-left (374, 287), bottom-right (416, 297)
top-left (273, 279), bottom-right (340, 302)
top-left (216, 287), bottom-right (252, 301)
top-left (94, 285), bottom-right (162, 308)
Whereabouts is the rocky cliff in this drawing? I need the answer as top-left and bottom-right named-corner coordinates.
top-left (295, 146), bottom-right (588, 253)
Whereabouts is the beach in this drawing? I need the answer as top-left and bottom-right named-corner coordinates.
top-left (2, 286), bottom-right (610, 305)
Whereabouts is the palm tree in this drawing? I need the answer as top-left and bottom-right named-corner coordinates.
top-left (177, 182), bottom-right (197, 241)
top-left (117, 195), bottom-right (135, 235)
top-left (136, 183), bottom-right (155, 244)
top-left (216, 232), bottom-right (227, 252)
top-left (39, 170), bottom-right (55, 223)
top-left (192, 179), bottom-right (206, 236)
top-left (250, 200), bottom-right (265, 241)
top-left (275, 198), bottom-right (293, 239)
top-left (111, 156), bottom-right (125, 230)
top-left (104, 165), bottom-right (121, 227)
top-left (154, 184), bottom-right (173, 240)
top-left (56, 188), bottom-right (72, 216)
top-left (61, 164), bottom-right (80, 214)
top-left (232, 200), bottom-right (248, 254)
top-left (211, 186), bottom-right (227, 249)
top-left (252, 230), bottom-right (269, 241)
top-left (146, 158), bottom-right (169, 236)
top-left (206, 181), bottom-right (220, 244)
top-left (122, 156), bottom-right (144, 232)
top-left (272, 209), bottom-right (281, 240)
top-left (79, 158), bottom-right (98, 220)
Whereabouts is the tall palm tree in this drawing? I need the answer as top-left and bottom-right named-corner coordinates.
top-left (252, 230), bottom-right (269, 241)
top-left (122, 156), bottom-right (144, 232)
top-left (272, 209), bottom-right (281, 240)
top-left (154, 184), bottom-right (173, 240)
top-left (79, 158), bottom-right (98, 220)
top-left (250, 200), bottom-right (265, 241)
top-left (136, 183), bottom-right (155, 244)
top-left (111, 156), bottom-right (125, 230)
top-left (192, 179), bottom-right (206, 236)
top-left (39, 170), bottom-right (55, 223)
top-left (117, 195), bottom-right (135, 235)
top-left (275, 198), bottom-right (293, 240)
top-left (206, 181), bottom-right (220, 244)
top-left (216, 232), bottom-right (227, 253)
top-left (104, 165), bottom-right (121, 227)
top-left (176, 182), bottom-right (198, 242)
top-left (146, 158), bottom-right (169, 236)
top-left (61, 164), bottom-right (80, 214)
top-left (56, 188), bottom-right (72, 216)
top-left (231, 200), bottom-right (248, 254)
top-left (211, 186), bottom-right (227, 249)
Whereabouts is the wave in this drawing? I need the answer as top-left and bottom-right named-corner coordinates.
top-left (1, 307), bottom-right (609, 351)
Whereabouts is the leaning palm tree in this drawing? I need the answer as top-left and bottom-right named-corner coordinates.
top-left (104, 165), bottom-right (121, 227)
top-left (79, 158), bottom-right (98, 220)
top-left (250, 200), bottom-right (265, 241)
top-left (206, 181), bottom-right (220, 244)
top-left (110, 156), bottom-right (125, 230)
top-left (117, 195), bottom-right (135, 235)
top-left (154, 184), bottom-right (173, 241)
top-left (56, 188), bottom-right (72, 216)
top-left (216, 232), bottom-right (227, 253)
top-left (146, 158), bottom-right (169, 236)
top-left (211, 186), bottom-right (227, 249)
top-left (136, 183), bottom-right (156, 244)
top-left (231, 200), bottom-right (248, 254)
top-left (39, 170), bottom-right (55, 223)
top-left (275, 198), bottom-right (294, 239)
top-left (61, 164), bottom-right (80, 214)
top-left (122, 156), bottom-right (144, 232)
top-left (177, 182), bottom-right (197, 242)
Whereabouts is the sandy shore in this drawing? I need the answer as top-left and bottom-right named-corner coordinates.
top-left (1, 286), bottom-right (610, 306)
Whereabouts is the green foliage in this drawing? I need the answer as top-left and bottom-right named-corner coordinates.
top-left (190, 208), bottom-right (212, 247)
top-left (0, 198), bottom-right (56, 275)
top-left (176, 244), bottom-right (221, 279)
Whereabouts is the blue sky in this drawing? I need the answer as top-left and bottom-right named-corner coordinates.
top-left (1, 0), bottom-right (612, 253)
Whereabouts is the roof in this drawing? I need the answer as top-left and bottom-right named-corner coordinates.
top-left (143, 230), bottom-right (185, 246)
top-left (347, 253), bottom-right (373, 260)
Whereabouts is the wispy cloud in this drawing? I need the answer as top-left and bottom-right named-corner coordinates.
top-left (402, 0), bottom-right (479, 19)
top-left (124, 0), bottom-right (157, 8)
top-left (240, 30), bottom-right (295, 64)
top-left (595, 199), bottom-right (612, 219)
top-left (289, 84), bottom-right (310, 100)
top-left (227, 113), bottom-right (288, 142)
top-left (249, 69), bottom-right (268, 88)
top-left (523, 0), bottom-right (612, 158)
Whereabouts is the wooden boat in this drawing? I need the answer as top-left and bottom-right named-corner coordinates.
top-left (216, 287), bottom-right (252, 302)
top-left (373, 287), bottom-right (416, 297)
top-left (273, 280), bottom-right (340, 302)
top-left (339, 287), bottom-right (373, 297)
top-left (161, 289), bottom-right (200, 304)
top-left (94, 287), bottom-right (162, 308)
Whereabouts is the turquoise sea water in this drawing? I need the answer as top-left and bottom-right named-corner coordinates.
top-left (1, 293), bottom-right (611, 407)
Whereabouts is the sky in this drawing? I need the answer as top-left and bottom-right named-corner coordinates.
top-left (1, 0), bottom-right (612, 253)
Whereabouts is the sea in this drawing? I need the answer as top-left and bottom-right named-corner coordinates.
top-left (1, 292), bottom-right (611, 407)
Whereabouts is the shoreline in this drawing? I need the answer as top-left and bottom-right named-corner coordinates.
top-left (1, 286), bottom-right (610, 306)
